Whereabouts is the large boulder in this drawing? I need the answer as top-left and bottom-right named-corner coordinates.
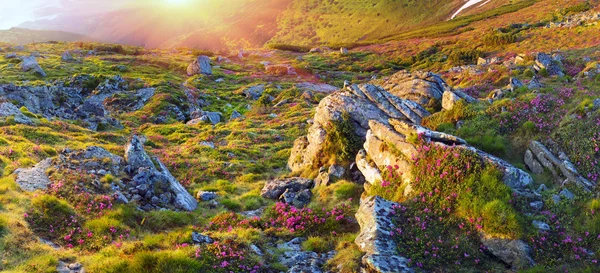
top-left (288, 84), bottom-right (430, 173)
top-left (481, 238), bottom-right (535, 270)
top-left (377, 70), bottom-right (451, 109)
top-left (187, 55), bottom-right (212, 76)
top-left (242, 84), bottom-right (265, 100)
top-left (20, 56), bottom-right (46, 77)
top-left (355, 196), bottom-right (414, 273)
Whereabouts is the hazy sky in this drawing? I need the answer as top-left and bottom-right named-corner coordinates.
top-left (0, 0), bottom-right (133, 30)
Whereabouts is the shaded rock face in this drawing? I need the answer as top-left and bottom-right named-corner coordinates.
top-left (378, 70), bottom-right (451, 109)
top-left (355, 196), bottom-right (414, 273)
top-left (187, 55), bottom-right (212, 76)
top-left (0, 76), bottom-right (153, 131)
top-left (0, 102), bottom-right (33, 124)
top-left (525, 140), bottom-right (595, 191)
top-left (261, 178), bottom-right (314, 206)
top-left (288, 83), bottom-right (430, 173)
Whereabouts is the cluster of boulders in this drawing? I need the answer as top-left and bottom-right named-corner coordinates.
top-left (260, 177), bottom-right (314, 208)
top-left (16, 135), bottom-right (197, 211)
top-left (546, 10), bottom-right (600, 28)
top-left (0, 75), bottom-right (155, 130)
top-left (525, 140), bottom-right (596, 191)
top-left (285, 70), bottom-right (546, 272)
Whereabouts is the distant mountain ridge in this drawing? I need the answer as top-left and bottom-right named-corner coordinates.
top-left (15, 0), bottom-right (515, 49)
top-left (0, 27), bottom-right (88, 45)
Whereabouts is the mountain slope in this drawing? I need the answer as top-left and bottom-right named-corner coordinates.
top-left (15, 0), bottom-right (519, 50)
top-left (0, 27), bottom-right (88, 44)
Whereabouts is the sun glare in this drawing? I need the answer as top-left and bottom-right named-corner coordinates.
top-left (165, 0), bottom-right (190, 5)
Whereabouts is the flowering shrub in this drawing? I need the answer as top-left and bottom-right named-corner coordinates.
top-left (391, 195), bottom-right (500, 271)
top-left (555, 115), bottom-right (600, 184)
top-left (494, 93), bottom-right (568, 134)
top-left (206, 202), bottom-right (354, 236)
top-left (409, 136), bottom-right (523, 238)
top-left (529, 203), bottom-right (600, 269)
top-left (195, 239), bottom-right (263, 273)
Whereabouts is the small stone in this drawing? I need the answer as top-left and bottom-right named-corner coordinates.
top-left (532, 220), bottom-right (550, 231)
top-left (196, 191), bottom-right (218, 201)
top-left (536, 184), bottom-right (548, 193)
top-left (559, 188), bottom-right (575, 200)
top-left (192, 231), bottom-right (214, 244)
top-left (551, 194), bottom-right (561, 204)
top-left (529, 201), bottom-right (543, 211)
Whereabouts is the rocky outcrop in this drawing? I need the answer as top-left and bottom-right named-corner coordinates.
top-left (524, 140), bottom-right (595, 191)
top-left (0, 76), bottom-right (153, 131)
top-left (288, 84), bottom-right (430, 173)
top-left (187, 55), bottom-right (212, 76)
top-left (51, 136), bottom-right (197, 211)
top-left (377, 70), bottom-right (451, 108)
top-left (15, 158), bottom-right (52, 192)
top-left (534, 53), bottom-right (564, 77)
top-left (0, 102), bottom-right (33, 124)
top-left (355, 196), bottom-right (414, 273)
top-left (261, 177), bottom-right (314, 207)
top-left (481, 238), bottom-right (535, 270)
top-left (359, 119), bottom-right (533, 193)
top-left (124, 135), bottom-right (198, 211)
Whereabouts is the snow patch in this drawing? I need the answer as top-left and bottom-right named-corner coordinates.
top-left (451, 0), bottom-right (487, 19)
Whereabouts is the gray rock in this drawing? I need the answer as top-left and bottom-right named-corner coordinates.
top-left (125, 135), bottom-right (156, 173)
top-left (199, 141), bottom-right (215, 149)
top-left (187, 55), bottom-right (212, 76)
top-left (14, 158), bottom-right (52, 191)
top-left (57, 261), bottom-right (84, 273)
top-left (191, 232), bottom-right (214, 244)
top-left (378, 70), bottom-right (451, 108)
top-left (481, 238), bottom-right (534, 270)
top-left (242, 84), bottom-right (265, 100)
top-left (560, 188), bottom-right (575, 200)
top-left (229, 110), bottom-right (243, 121)
top-left (593, 98), bottom-right (600, 111)
top-left (295, 82), bottom-right (338, 93)
top-left (261, 177), bottom-right (313, 200)
top-left (532, 220), bottom-right (550, 231)
top-left (528, 76), bottom-right (543, 89)
top-left (551, 194), bottom-right (561, 204)
top-left (340, 47), bottom-right (348, 55)
top-left (61, 51), bottom-right (75, 62)
top-left (20, 56), bottom-right (46, 77)
top-left (510, 77), bottom-right (524, 91)
top-left (196, 191), bottom-right (218, 201)
top-left (534, 52), bottom-right (564, 77)
top-left (277, 237), bottom-right (335, 273)
top-left (530, 201), bottom-right (544, 211)
top-left (355, 196), bottom-right (414, 273)
top-left (0, 102), bottom-right (33, 124)
top-left (524, 150), bottom-right (544, 174)
top-left (5, 52), bottom-right (17, 59)
top-left (315, 165), bottom-right (345, 187)
top-left (442, 90), bottom-right (461, 111)
top-left (14, 45), bottom-right (25, 51)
